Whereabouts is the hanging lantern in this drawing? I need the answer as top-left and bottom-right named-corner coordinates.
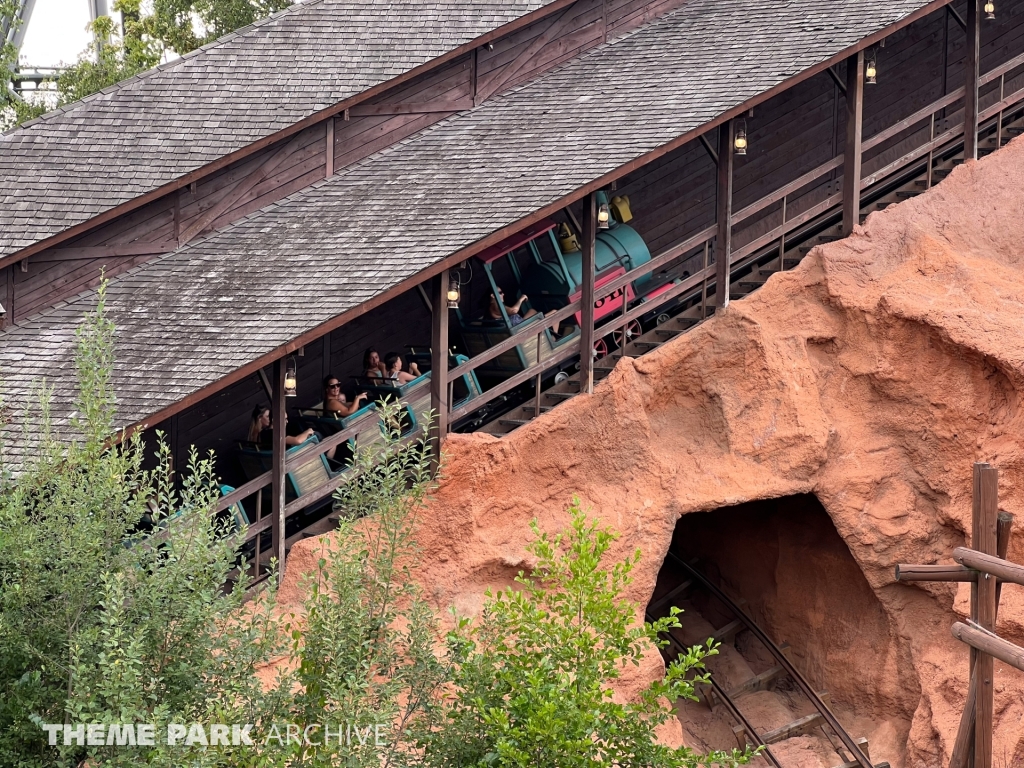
top-left (446, 278), bottom-right (461, 309)
top-left (734, 120), bottom-right (748, 156)
top-left (984, 1), bottom-right (995, 19)
top-left (865, 52), bottom-right (877, 85)
top-left (284, 357), bottom-right (298, 397)
top-left (597, 202), bottom-right (611, 230)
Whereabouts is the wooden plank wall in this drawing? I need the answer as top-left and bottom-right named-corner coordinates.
top-left (6, 0), bottom-right (691, 330)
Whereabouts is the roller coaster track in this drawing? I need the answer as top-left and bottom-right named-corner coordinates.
top-left (656, 553), bottom-right (875, 768)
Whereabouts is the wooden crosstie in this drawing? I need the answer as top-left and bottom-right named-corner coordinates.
top-left (896, 462), bottom-right (1024, 768)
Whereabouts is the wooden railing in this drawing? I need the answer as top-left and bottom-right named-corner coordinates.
top-left (212, 47), bottom-right (1024, 569)
top-left (445, 47), bottom-right (1024, 426)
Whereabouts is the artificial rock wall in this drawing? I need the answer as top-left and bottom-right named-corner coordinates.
top-left (284, 136), bottom-right (1024, 766)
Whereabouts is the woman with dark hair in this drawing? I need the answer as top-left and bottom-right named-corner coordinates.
top-left (322, 374), bottom-right (368, 417)
top-left (247, 404), bottom-right (317, 450)
top-left (363, 348), bottom-right (386, 379)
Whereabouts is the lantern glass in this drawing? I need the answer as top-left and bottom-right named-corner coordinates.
top-left (446, 279), bottom-right (460, 309)
top-left (734, 120), bottom-right (748, 156)
top-left (984, 1), bottom-right (995, 18)
top-left (597, 203), bottom-right (611, 230)
top-left (284, 360), bottom-right (298, 397)
top-left (865, 58), bottom-right (877, 84)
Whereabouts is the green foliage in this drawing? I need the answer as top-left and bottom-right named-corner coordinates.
top-left (0, 285), bottom-right (745, 767)
top-left (149, 0), bottom-right (292, 58)
top-left (0, 0), bottom-right (47, 128)
top-left (0, 283), bottom-right (286, 767)
top-left (1, 0), bottom-right (291, 130)
top-left (51, 4), bottom-right (163, 108)
top-left (424, 502), bottom-right (751, 768)
top-left (280, 406), bottom-right (452, 767)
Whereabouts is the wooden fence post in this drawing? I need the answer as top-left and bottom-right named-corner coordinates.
top-left (964, 0), bottom-right (981, 160)
top-left (973, 463), bottom-right (998, 768)
top-left (842, 50), bottom-right (864, 237)
top-left (579, 193), bottom-right (596, 394)
top-left (271, 358), bottom-right (287, 583)
top-left (430, 269), bottom-right (450, 473)
top-left (715, 120), bottom-right (734, 309)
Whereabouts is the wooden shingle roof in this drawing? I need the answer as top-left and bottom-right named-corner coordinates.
top-left (0, 0), bottom-right (936, 469)
top-left (0, 0), bottom-right (552, 259)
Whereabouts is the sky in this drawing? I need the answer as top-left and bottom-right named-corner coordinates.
top-left (18, 0), bottom-right (99, 68)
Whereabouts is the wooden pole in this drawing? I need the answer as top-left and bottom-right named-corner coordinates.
top-left (949, 512), bottom-right (1013, 768)
top-left (974, 463), bottom-right (998, 768)
top-left (895, 563), bottom-right (977, 582)
top-left (964, 0), bottom-right (980, 161)
top-left (842, 50), bottom-right (864, 237)
top-left (953, 623), bottom-right (1024, 674)
top-left (430, 270), bottom-right (450, 473)
top-left (271, 358), bottom-right (287, 583)
top-left (953, 548), bottom-right (1024, 588)
top-left (715, 120), bottom-right (734, 310)
top-left (579, 193), bottom-right (596, 394)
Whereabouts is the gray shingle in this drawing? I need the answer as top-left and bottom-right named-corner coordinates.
top-left (0, 0), bottom-right (932, 470)
top-left (0, 0), bottom-right (551, 258)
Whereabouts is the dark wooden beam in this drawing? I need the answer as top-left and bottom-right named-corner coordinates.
top-left (430, 269), bottom-right (450, 471)
top-left (271, 359), bottom-right (287, 583)
top-left (842, 50), bottom-right (864, 237)
top-left (44, 241), bottom-right (179, 260)
top-left (325, 118), bottom-right (335, 177)
top-left (964, 0), bottom-right (981, 161)
top-left (715, 121), bottom-right (734, 309)
top-left (947, 3), bottom-right (967, 30)
top-left (347, 98), bottom-right (474, 117)
top-left (974, 463), bottom-right (998, 768)
top-left (699, 133), bottom-right (718, 165)
top-left (579, 193), bottom-right (596, 394)
top-left (476, 1), bottom-right (577, 101)
top-left (178, 128), bottom-right (309, 246)
top-left (826, 65), bottom-right (847, 94)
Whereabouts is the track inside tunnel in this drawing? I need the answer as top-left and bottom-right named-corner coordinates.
top-left (647, 495), bottom-right (913, 768)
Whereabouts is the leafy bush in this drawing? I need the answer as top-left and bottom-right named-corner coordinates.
top-left (423, 502), bottom-right (751, 768)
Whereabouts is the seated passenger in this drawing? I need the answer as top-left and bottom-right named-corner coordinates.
top-left (323, 375), bottom-right (368, 417)
top-left (248, 405), bottom-right (336, 461)
top-left (488, 288), bottom-right (539, 327)
top-left (363, 348), bottom-right (387, 379)
top-left (383, 352), bottom-right (421, 384)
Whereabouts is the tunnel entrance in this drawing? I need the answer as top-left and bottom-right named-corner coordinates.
top-left (648, 494), bottom-right (915, 768)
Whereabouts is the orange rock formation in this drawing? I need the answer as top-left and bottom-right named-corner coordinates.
top-left (283, 139), bottom-right (1024, 767)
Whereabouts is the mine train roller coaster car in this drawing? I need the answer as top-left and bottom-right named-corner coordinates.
top-left (458, 191), bottom-right (673, 383)
top-left (519, 191), bottom-right (683, 345)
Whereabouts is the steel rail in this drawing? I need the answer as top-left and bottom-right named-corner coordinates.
top-left (708, 676), bottom-right (784, 768)
top-left (647, 610), bottom-right (783, 768)
top-left (668, 553), bottom-right (874, 768)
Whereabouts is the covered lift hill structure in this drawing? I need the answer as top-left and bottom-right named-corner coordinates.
top-left (3, 0), bottom-right (1024, 587)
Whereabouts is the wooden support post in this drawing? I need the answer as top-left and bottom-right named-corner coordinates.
top-left (271, 358), bottom-right (287, 583)
top-left (945, 515), bottom-right (1011, 768)
top-left (430, 270), bottom-right (450, 473)
top-left (325, 118), bottom-right (335, 177)
top-left (321, 331), bottom-right (332, 386)
top-left (715, 120), bottom-right (734, 309)
top-left (964, 0), bottom-right (981, 161)
top-left (842, 50), bottom-right (864, 237)
top-left (579, 193), bottom-right (596, 394)
top-left (974, 463), bottom-right (998, 768)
